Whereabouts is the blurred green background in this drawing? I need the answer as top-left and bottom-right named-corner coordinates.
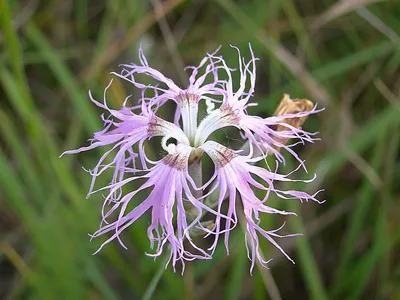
top-left (1, 0), bottom-right (399, 299)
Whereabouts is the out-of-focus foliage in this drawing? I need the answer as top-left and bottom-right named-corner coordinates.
top-left (0, 0), bottom-right (399, 299)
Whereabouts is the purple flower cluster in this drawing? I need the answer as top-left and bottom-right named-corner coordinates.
top-left (62, 44), bottom-right (323, 272)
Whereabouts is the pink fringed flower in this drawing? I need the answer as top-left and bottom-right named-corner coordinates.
top-left (201, 141), bottom-right (323, 272)
top-left (88, 144), bottom-right (225, 272)
top-left (112, 47), bottom-right (225, 140)
top-left (62, 44), bottom-right (323, 272)
top-left (195, 46), bottom-right (323, 165)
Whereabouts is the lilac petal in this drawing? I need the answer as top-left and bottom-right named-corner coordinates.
top-left (202, 141), bottom-right (323, 269)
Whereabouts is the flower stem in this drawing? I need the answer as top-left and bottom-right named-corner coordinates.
top-left (188, 155), bottom-right (202, 198)
top-left (186, 149), bottom-right (203, 222)
top-left (141, 254), bottom-right (169, 300)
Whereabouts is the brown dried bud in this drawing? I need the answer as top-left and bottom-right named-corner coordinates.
top-left (272, 94), bottom-right (314, 148)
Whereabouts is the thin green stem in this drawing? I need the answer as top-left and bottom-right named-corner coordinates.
top-left (141, 255), bottom-right (170, 300)
top-left (188, 157), bottom-right (203, 198)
